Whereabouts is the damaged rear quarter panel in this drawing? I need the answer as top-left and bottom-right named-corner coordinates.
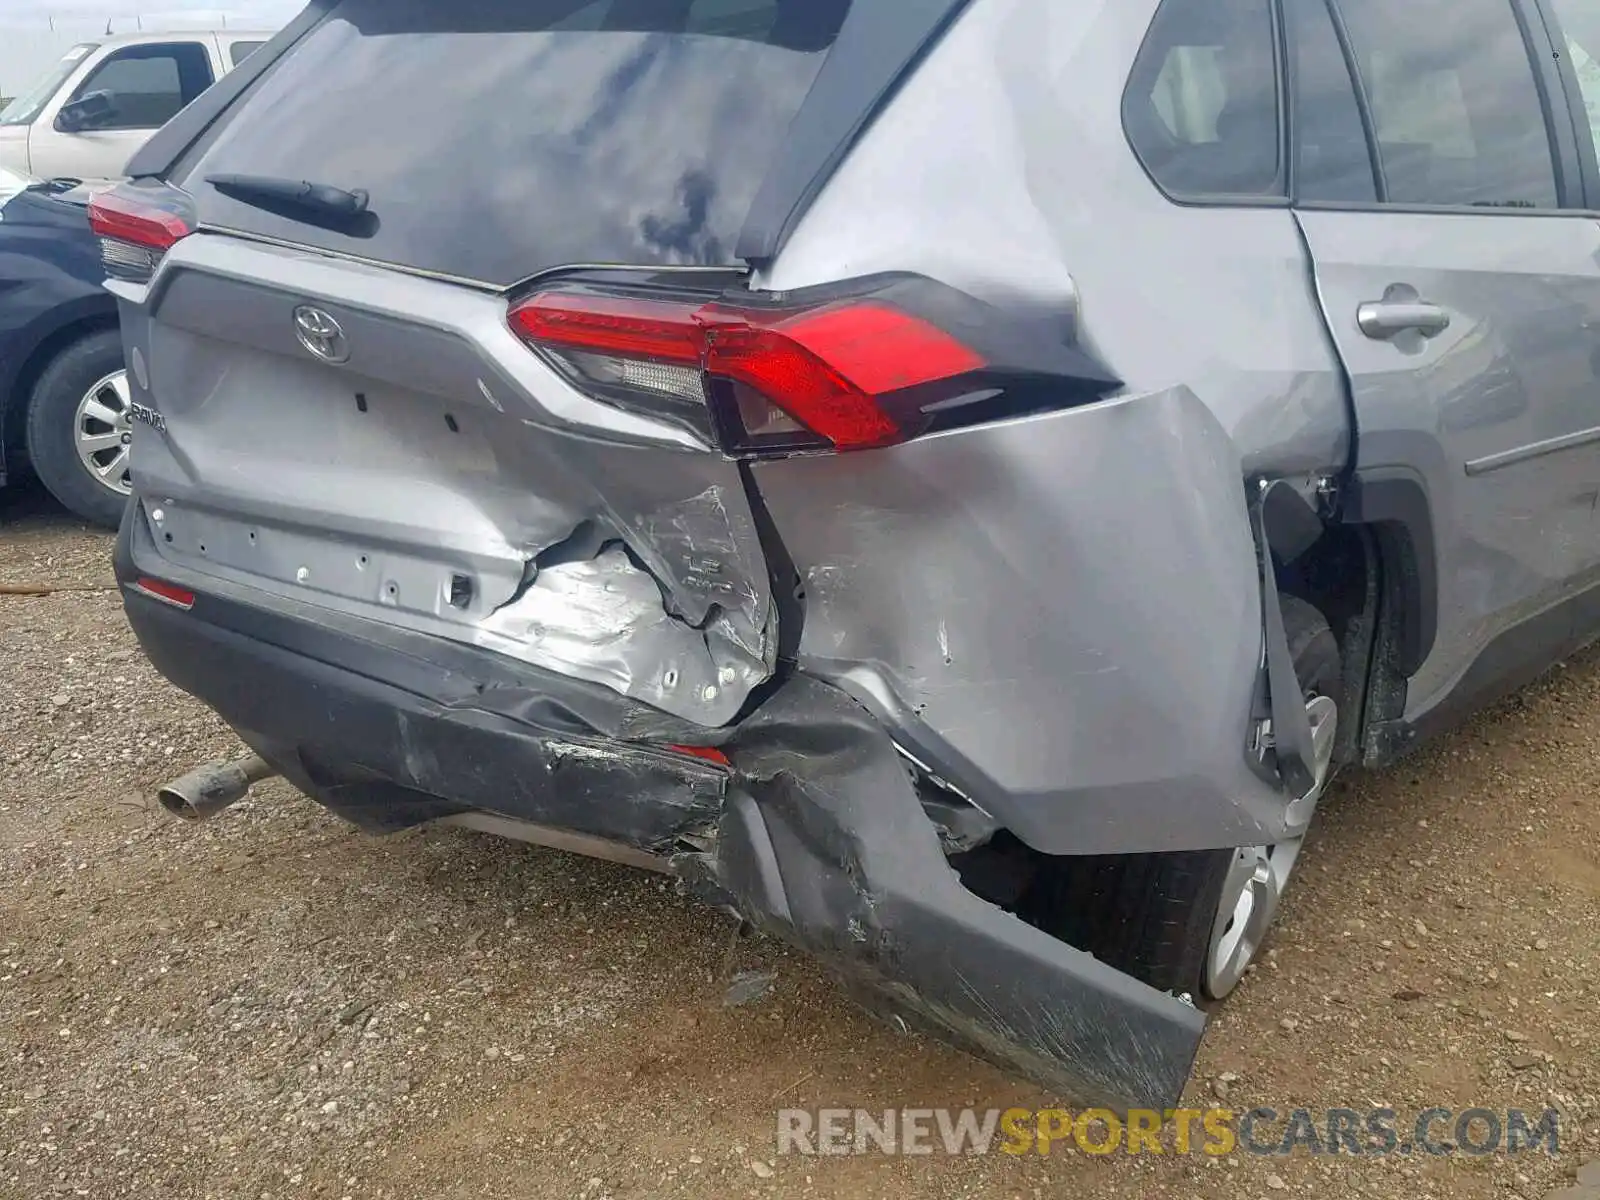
top-left (750, 387), bottom-right (1288, 856)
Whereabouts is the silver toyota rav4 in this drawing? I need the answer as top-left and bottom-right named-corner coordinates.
top-left (96, 0), bottom-right (1600, 1105)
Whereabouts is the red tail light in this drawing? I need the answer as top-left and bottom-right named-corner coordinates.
top-left (131, 577), bottom-right (196, 610)
top-left (666, 743), bottom-right (731, 767)
top-left (89, 183), bottom-right (195, 283)
top-left (509, 288), bottom-right (986, 453)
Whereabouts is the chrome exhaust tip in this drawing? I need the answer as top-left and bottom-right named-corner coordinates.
top-left (156, 754), bottom-right (277, 822)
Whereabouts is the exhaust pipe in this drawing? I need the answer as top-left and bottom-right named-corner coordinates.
top-left (157, 754), bottom-right (277, 822)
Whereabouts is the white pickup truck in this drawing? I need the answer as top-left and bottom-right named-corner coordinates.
top-left (0, 30), bottom-right (277, 184)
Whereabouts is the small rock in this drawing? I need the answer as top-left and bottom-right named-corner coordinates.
top-left (1509, 1054), bottom-right (1541, 1071)
top-left (1535, 938), bottom-right (1550, 952)
top-left (320, 1101), bottom-right (338, 1114)
top-left (1279, 1018), bottom-right (1298, 1033)
top-left (336, 999), bottom-right (373, 1026)
top-left (1413, 919), bottom-right (1428, 937)
top-left (1506, 1031), bottom-right (1530, 1043)
top-left (750, 1161), bottom-right (774, 1180)
top-left (1266, 1173), bottom-right (1287, 1190)
top-left (1393, 988), bottom-right (1425, 1002)
top-left (723, 970), bottom-right (777, 1009)
top-left (51, 694), bottom-right (70, 708)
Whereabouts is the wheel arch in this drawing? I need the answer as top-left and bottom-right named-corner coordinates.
top-left (1268, 470), bottom-right (1438, 770)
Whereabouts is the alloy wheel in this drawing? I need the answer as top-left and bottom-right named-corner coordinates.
top-left (1204, 693), bottom-right (1338, 1000)
top-left (73, 369), bottom-right (134, 496)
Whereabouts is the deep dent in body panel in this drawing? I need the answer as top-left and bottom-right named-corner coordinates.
top-left (749, 385), bottom-right (1291, 857)
top-left (477, 485), bottom-right (774, 728)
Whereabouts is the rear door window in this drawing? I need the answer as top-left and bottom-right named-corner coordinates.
top-left (1283, 0), bottom-right (1376, 203)
top-left (71, 42), bottom-right (214, 130)
top-left (1546, 0), bottom-right (1600, 165)
top-left (1330, 0), bottom-right (1558, 208)
top-left (176, 0), bottom-right (853, 288)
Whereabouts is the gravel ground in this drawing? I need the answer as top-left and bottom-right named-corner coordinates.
top-left (3, 483), bottom-right (1600, 1200)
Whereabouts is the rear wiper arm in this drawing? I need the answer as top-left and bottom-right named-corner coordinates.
top-left (205, 172), bottom-right (370, 220)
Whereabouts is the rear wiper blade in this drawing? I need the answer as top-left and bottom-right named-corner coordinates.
top-left (205, 172), bottom-right (370, 219)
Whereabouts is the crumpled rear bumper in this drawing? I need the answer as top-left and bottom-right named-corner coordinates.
top-left (117, 499), bottom-right (1206, 1108)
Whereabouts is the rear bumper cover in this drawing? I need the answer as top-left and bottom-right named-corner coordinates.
top-left (116, 500), bottom-right (1206, 1108)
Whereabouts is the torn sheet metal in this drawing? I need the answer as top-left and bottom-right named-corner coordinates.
top-left (478, 543), bottom-right (770, 728)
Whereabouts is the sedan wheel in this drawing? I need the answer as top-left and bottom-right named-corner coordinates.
top-left (73, 368), bottom-right (134, 496)
top-left (24, 328), bottom-right (134, 529)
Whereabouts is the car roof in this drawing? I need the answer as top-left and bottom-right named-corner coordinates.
top-left (82, 29), bottom-right (278, 48)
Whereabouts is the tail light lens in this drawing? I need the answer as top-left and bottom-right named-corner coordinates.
top-left (89, 182), bottom-right (195, 283)
top-left (510, 284), bottom-right (989, 454)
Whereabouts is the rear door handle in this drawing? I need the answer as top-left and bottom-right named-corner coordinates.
top-left (1357, 299), bottom-right (1451, 341)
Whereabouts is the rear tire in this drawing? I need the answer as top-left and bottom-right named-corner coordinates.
top-left (24, 330), bottom-right (131, 530)
top-left (1024, 596), bottom-right (1341, 1001)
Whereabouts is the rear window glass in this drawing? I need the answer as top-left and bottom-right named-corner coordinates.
top-left (177, 0), bottom-right (852, 287)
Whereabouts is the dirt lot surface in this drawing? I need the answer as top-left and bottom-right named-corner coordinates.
top-left (4, 486), bottom-right (1600, 1200)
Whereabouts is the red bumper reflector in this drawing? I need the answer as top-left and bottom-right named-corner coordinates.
top-left (132, 577), bottom-right (196, 610)
top-left (667, 743), bottom-right (731, 767)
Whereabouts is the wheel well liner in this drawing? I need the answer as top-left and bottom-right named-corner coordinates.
top-left (1337, 470), bottom-right (1438, 678)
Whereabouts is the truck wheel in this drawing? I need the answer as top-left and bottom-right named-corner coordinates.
top-left (1028, 596), bottom-right (1341, 1003)
top-left (23, 330), bottom-right (132, 530)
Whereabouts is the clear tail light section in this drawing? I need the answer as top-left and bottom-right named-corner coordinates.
top-left (89, 182), bottom-right (196, 283)
top-left (509, 273), bottom-right (1117, 457)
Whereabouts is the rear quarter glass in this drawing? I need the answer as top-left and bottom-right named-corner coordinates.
top-left (172, 0), bottom-right (853, 287)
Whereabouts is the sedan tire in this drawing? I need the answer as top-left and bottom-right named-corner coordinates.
top-left (24, 329), bottom-right (132, 530)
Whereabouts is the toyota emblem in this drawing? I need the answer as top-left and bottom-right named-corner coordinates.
top-left (293, 305), bottom-right (350, 364)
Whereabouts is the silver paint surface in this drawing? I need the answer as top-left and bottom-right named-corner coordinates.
top-left (752, 387), bottom-right (1284, 856)
top-left (1297, 209), bottom-right (1600, 720)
